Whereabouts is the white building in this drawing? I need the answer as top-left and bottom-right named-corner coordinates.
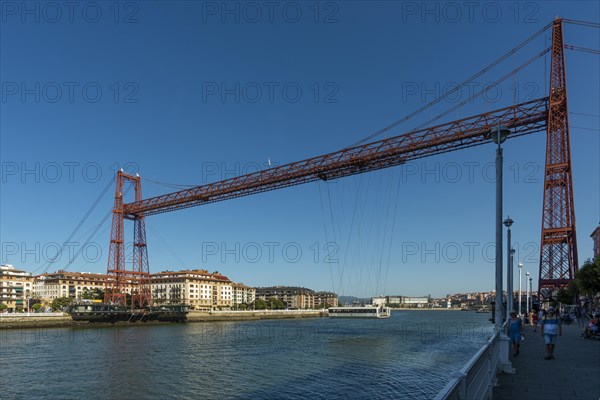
top-left (0, 264), bottom-right (34, 311)
top-left (401, 297), bottom-right (429, 307)
top-left (372, 296), bottom-right (387, 306)
top-left (34, 271), bottom-right (127, 302)
top-left (232, 283), bottom-right (256, 305)
top-left (150, 269), bottom-right (252, 311)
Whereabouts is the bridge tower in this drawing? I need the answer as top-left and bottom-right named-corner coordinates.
top-left (104, 170), bottom-right (152, 308)
top-left (538, 18), bottom-right (578, 302)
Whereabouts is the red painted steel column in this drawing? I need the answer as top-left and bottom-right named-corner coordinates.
top-left (105, 171), bottom-right (152, 308)
top-left (538, 18), bottom-right (578, 302)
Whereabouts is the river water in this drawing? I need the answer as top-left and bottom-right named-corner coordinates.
top-left (1, 311), bottom-right (493, 399)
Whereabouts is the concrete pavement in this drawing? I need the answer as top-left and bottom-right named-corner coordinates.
top-left (493, 323), bottom-right (600, 400)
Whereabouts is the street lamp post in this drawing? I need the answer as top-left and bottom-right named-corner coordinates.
top-left (504, 216), bottom-right (514, 315)
top-left (526, 272), bottom-right (530, 316)
top-left (518, 262), bottom-right (523, 316)
top-left (485, 123), bottom-right (510, 330)
top-left (529, 276), bottom-right (533, 311)
top-left (510, 248), bottom-right (515, 312)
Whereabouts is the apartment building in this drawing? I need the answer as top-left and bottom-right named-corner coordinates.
top-left (315, 291), bottom-right (338, 308)
top-left (34, 270), bottom-right (133, 303)
top-left (0, 264), bottom-right (34, 312)
top-left (592, 225), bottom-right (600, 257)
top-left (150, 270), bottom-right (252, 311)
top-left (25, 266), bottom-right (254, 311)
top-left (256, 286), bottom-right (338, 309)
top-left (232, 283), bottom-right (256, 306)
top-left (151, 269), bottom-right (214, 310)
top-left (400, 297), bottom-right (429, 307)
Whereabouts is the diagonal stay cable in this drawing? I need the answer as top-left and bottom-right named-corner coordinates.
top-left (409, 47), bottom-right (550, 132)
top-left (564, 45), bottom-right (600, 55)
top-left (563, 19), bottom-right (600, 28)
top-left (33, 174), bottom-right (116, 274)
top-left (346, 22), bottom-right (552, 148)
top-left (60, 184), bottom-right (133, 272)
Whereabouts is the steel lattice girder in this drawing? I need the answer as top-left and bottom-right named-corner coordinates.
top-left (123, 97), bottom-right (549, 218)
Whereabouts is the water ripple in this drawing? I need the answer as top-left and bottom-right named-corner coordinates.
top-left (1, 311), bottom-right (491, 399)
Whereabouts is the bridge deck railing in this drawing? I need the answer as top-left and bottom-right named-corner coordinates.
top-left (434, 326), bottom-right (502, 400)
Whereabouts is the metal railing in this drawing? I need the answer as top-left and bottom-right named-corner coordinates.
top-left (434, 327), bottom-right (502, 400)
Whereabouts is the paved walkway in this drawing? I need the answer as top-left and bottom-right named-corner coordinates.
top-left (493, 323), bottom-right (600, 400)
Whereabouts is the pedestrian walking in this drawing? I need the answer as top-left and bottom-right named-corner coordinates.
top-left (529, 309), bottom-right (535, 329)
top-left (541, 306), bottom-right (562, 360)
top-left (580, 304), bottom-right (590, 329)
top-left (532, 309), bottom-right (540, 332)
top-left (507, 310), bottom-right (523, 356)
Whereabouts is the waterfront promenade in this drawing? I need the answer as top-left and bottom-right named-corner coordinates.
top-left (493, 323), bottom-right (600, 399)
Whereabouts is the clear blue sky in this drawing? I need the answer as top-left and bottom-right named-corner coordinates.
top-left (1, 1), bottom-right (599, 298)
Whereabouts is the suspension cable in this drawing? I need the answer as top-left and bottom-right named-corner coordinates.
top-left (142, 177), bottom-right (197, 190)
top-left (570, 112), bottom-right (600, 118)
top-left (34, 175), bottom-right (115, 274)
top-left (62, 210), bottom-right (112, 272)
top-left (563, 19), bottom-right (600, 28)
top-left (564, 45), bottom-right (600, 55)
top-left (147, 220), bottom-right (189, 270)
top-left (410, 46), bottom-right (550, 132)
top-left (61, 183), bottom-right (134, 272)
top-left (346, 22), bottom-right (552, 147)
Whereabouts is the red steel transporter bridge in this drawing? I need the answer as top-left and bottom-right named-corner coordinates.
top-left (104, 19), bottom-right (579, 308)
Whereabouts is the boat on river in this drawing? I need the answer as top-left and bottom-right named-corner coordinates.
top-left (68, 302), bottom-right (189, 323)
top-left (328, 305), bottom-right (391, 319)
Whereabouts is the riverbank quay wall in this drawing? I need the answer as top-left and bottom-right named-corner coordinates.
top-left (0, 313), bottom-right (72, 329)
top-left (0, 310), bottom-right (327, 329)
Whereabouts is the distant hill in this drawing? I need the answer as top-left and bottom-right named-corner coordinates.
top-left (338, 296), bottom-right (371, 305)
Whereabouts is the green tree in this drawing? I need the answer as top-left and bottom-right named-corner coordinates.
top-left (556, 280), bottom-right (579, 305)
top-left (92, 288), bottom-right (104, 300)
top-left (80, 288), bottom-right (91, 300)
top-left (51, 297), bottom-right (73, 311)
top-left (254, 299), bottom-right (268, 310)
top-left (0, 303), bottom-right (7, 312)
top-left (575, 255), bottom-right (600, 298)
top-left (80, 288), bottom-right (104, 300)
top-left (556, 288), bottom-right (572, 305)
top-left (267, 297), bottom-right (285, 310)
top-left (31, 303), bottom-right (42, 312)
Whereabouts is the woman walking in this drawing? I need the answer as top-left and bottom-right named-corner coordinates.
top-left (507, 310), bottom-right (523, 356)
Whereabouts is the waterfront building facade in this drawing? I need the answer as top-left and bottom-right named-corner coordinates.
top-left (401, 297), bottom-right (429, 307)
top-left (33, 270), bottom-right (133, 303)
top-left (151, 269), bottom-right (214, 310)
top-left (592, 225), bottom-right (600, 257)
top-left (0, 264), bottom-right (34, 312)
top-left (375, 295), bottom-right (431, 308)
top-left (372, 296), bottom-right (387, 306)
top-left (150, 269), bottom-right (253, 311)
top-left (211, 272), bottom-right (233, 309)
top-left (315, 291), bottom-right (338, 308)
top-left (232, 283), bottom-right (256, 306)
top-left (256, 286), bottom-right (338, 309)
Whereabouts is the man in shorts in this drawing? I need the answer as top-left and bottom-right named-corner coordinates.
top-left (541, 306), bottom-right (562, 360)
